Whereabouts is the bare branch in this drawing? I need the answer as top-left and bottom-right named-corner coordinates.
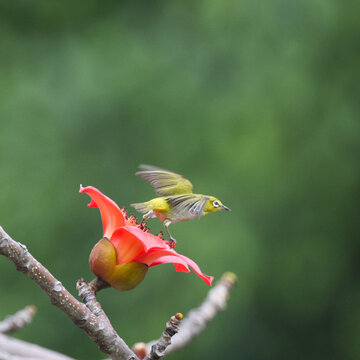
top-left (143, 313), bottom-right (183, 360)
top-left (76, 277), bottom-right (113, 332)
top-left (0, 305), bottom-right (37, 334)
top-left (139, 272), bottom-right (237, 357)
top-left (0, 333), bottom-right (75, 360)
top-left (0, 225), bottom-right (236, 360)
top-left (77, 278), bottom-right (107, 317)
top-left (88, 277), bottom-right (111, 294)
top-left (0, 226), bottom-right (138, 360)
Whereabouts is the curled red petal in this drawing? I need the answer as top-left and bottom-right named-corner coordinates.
top-left (110, 228), bottom-right (147, 265)
top-left (152, 256), bottom-right (190, 273)
top-left (175, 253), bottom-right (214, 286)
top-left (173, 259), bottom-right (190, 272)
top-left (79, 185), bottom-right (125, 239)
top-left (134, 248), bottom-right (213, 286)
top-left (133, 249), bottom-right (185, 266)
top-left (120, 226), bottom-right (170, 251)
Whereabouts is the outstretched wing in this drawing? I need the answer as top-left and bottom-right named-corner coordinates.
top-left (167, 194), bottom-right (209, 220)
top-left (136, 164), bottom-right (193, 196)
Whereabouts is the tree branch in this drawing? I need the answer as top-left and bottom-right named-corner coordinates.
top-left (0, 305), bottom-right (37, 334)
top-left (0, 333), bottom-right (75, 360)
top-left (143, 313), bottom-right (183, 360)
top-left (76, 277), bottom-right (113, 332)
top-left (0, 226), bottom-right (138, 360)
top-left (135, 272), bottom-right (237, 358)
top-left (1, 225), bottom-right (236, 360)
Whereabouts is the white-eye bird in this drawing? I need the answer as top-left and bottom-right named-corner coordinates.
top-left (131, 165), bottom-right (230, 247)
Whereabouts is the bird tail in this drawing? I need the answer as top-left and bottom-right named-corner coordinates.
top-left (130, 202), bottom-right (150, 214)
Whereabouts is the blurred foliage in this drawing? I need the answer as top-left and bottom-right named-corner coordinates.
top-left (0, 1), bottom-right (359, 359)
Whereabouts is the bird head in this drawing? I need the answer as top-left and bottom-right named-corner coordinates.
top-left (204, 197), bottom-right (231, 214)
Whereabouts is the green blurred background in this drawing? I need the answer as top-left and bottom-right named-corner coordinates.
top-left (0, 1), bottom-right (359, 359)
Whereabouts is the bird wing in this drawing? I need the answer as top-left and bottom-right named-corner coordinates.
top-left (166, 194), bottom-right (209, 220)
top-left (136, 165), bottom-right (194, 196)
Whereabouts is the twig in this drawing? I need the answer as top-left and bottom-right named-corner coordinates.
top-left (143, 313), bottom-right (183, 360)
top-left (0, 333), bottom-right (75, 360)
top-left (0, 224), bottom-right (236, 360)
top-left (0, 305), bottom-right (37, 334)
top-left (76, 278), bottom-right (107, 317)
top-left (0, 226), bottom-right (138, 360)
top-left (76, 278), bottom-right (114, 332)
top-left (137, 272), bottom-right (237, 357)
top-left (88, 277), bottom-right (111, 294)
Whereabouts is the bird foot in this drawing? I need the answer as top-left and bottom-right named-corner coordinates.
top-left (167, 238), bottom-right (176, 249)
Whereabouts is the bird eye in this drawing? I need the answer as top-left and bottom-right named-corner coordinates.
top-left (213, 200), bottom-right (219, 207)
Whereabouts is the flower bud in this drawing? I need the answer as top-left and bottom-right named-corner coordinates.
top-left (133, 342), bottom-right (147, 360)
top-left (89, 238), bottom-right (148, 291)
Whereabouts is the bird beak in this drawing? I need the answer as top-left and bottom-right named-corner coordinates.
top-left (220, 205), bottom-right (231, 211)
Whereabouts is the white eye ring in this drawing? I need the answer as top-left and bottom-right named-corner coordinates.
top-left (213, 200), bottom-right (219, 207)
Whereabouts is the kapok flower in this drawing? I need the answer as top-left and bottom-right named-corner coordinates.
top-left (80, 185), bottom-right (213, 291)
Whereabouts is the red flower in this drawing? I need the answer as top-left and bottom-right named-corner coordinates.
top-left (80, 185), bottom-right (213, 291)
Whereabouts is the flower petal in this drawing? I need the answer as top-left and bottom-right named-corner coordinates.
top-left (80, 185), bottom-right (125, 238)
top-left (151, 256), bottom-right (190, 272)
top-left (110, 228), bottom-right (147, 265)
top-left (134, 248), bottom-right (213, 286)
top-left (175, 253), bottom-right (214, 286)
top-left (134, 249), bottom-right (184, 266)
top-left (121, 226), bottom-right (170, 251)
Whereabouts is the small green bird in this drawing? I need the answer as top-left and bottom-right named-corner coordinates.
top-left (131, 165), bottom-right (230, 247)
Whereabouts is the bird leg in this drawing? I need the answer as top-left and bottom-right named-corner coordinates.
top-left (164, 220), bottom-right (176, 248)
top-left (143, 210), bottom-right (154, 221)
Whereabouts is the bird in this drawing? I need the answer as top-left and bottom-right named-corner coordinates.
top-left (131, 164), bottom-right (230, 248)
